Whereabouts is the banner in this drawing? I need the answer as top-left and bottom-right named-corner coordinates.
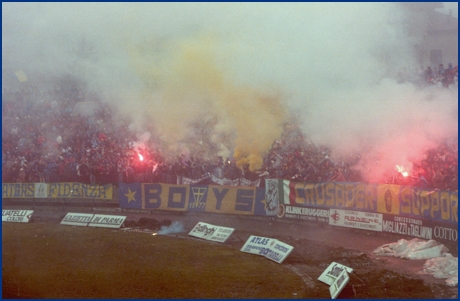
top-left (240, 235), bottom-right (294, 264)
top-left (179, 174), bottom-right (258, 187)
top-left (204, 185), bottom-right (257, 215)
top-left (34, 183), bottom-right (48, 198)
top-left (376, 185), bottom-right (458, 224)
top-left (329, 209), bottom-right (383, 232)
top-left (283, 181), bottom-right (378, 211)
top-left (2, 210), bottom-right (34, 223)
top-left (181, 173), bottom-right (212, 185)
top-left (281, 180), bottom-right (458, 224)
top-left (264, 179), bottom-right (282, 216)
top-left (60, 213), bottom-right (94, 226)
top-left (209, 174), bottom-right (240, 186)
top-left (48, 183), bottom-right (113, 199)
top-left (2, 183), bottom-right (113, 199)
top-left (188, 222), bottom-right (235, 243)
top-left (3, 183), bottom-right (35, 198)
top-left (88, 214), bottom-right (126, 229)
top-left (119, 183), bottom-right (270, 216)
top-left (240, 177), bottom-right (261, 187)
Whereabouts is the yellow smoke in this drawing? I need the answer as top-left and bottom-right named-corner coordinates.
top-left (128, 31), bottom-right (286, 170)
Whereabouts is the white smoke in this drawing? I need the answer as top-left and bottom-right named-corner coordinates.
top-left (2, 2), bottom-right (458, 179)
top-left (157, 221), bottom-right (186, 235)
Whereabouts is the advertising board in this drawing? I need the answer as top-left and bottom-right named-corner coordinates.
top-left (318, 261), bottom-right (353, 285)
top-left (2, 209), bottom-right (34, 223)
top-left (318, 262), bottom-right (353, 299)
top-left (277, 204), bottom-right (329, 223)
top-left (189, 222), bottom-right (235, 243)
top-left (88, 214), bottom-right (127, 229)
top-left (240, 235), bottom-right (294, 264)
top-left (329, 209), bottom-right (383, 231)
top-left (60, 213), bottom-right (94, 226)
top-left (329, 268), bottom-right (350, 299)
top-left (382, 214), bottom-right (458, 246)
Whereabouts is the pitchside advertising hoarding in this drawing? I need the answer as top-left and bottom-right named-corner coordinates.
top-left (88, 214), bottom-right (127, 229)
top-left (381, 214), bottom-right (458, 245)
top-left (329, 209), bottom-right (383, 231)
top-left (60, 213), bottom-right (126, 228)
top-left (276, 204), bottom-right (329, 223)
top-left (318, 262), bottom-right (353, 299)
top-left (2, 179), bottom-right (456, 244)
top-left (60, 213), bottom-right (95, 226)
top-left (240, 235), bottom-right (294, 264)
top-left (2, 209), bottom-right (34, 222)
top-left (188, 222), bottom-right (235, 243)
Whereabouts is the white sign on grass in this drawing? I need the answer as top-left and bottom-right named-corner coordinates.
top-left (2, 210), bottom-right (34, 223)
top-left (60, 213), bottom-right (94, 226)
top-left (240, 235), bottom-right (275, 255)
top-left (88, 214), bottom-right (127, 229)
top-left (189, 222), bottom-right (235, 243)
top-left (240, 235), bottom-right (294, 264)
top-left (318, 261), bottom-right (353, 285)
top-left (329, 268), bottom-right (350, 299)
top-left (318, 262), bottom-right (353, 299)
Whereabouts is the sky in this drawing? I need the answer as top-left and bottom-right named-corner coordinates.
top-left (2, 2), bottom-right (458, 180)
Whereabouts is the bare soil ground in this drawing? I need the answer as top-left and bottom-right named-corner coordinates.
top-left (10, 208), bottom-right (460, 298)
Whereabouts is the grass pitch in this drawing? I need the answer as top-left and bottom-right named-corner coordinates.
top-left (2, 223), bottom-right (305, 298)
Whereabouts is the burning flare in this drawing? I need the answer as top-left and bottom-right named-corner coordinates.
top-left (138, 153), bottom-right (144, 161)
top-left (396, 165), bottom-right (408, 177)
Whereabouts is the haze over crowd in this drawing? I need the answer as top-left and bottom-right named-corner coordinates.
top-left (2, 2), bottom-right (458, 182)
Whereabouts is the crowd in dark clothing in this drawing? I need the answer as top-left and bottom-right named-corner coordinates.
top-left (2, 84), bottom-right (458, 191)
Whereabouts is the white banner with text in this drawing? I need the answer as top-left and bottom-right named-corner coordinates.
top-left (318, 262), bottom-right (353, 299)
top-left (240, 235), bottom-right (294, 264)
top-left (2, 209), bottom-right (34, 223)
top-left (188, 222), bottom-right (235, 243)
top-left (60, 212), bottom-right (94, 226)
top-left (329, 209), bottom-right (383, 232)
top-left (88, 214), bottom-right (127, 229)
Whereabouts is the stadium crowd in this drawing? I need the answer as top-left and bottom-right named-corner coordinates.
top-left (398, 62), bottom-right (458, 88)
top-left (2, 82), bottom-right (458, 191)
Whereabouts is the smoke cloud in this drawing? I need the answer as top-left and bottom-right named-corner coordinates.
top-left (157, 221), bottom-right (186, 235)
top-left (2, 3), bottom-right (457, 179)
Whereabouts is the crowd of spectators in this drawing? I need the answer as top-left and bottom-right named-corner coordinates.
top-left (2, 83), bottom-right (458, 192)
top-left (397, 63), bottom-right (458, 88)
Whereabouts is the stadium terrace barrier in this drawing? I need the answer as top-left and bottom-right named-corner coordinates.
top-left (2, 180), bottom-right (457, 250)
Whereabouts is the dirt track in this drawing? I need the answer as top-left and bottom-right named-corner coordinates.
top-left (28, 208), bottom-right (458, 299)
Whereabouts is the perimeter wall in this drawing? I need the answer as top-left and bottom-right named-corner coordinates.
top-left (2, 180), bottom-right (457, 248)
